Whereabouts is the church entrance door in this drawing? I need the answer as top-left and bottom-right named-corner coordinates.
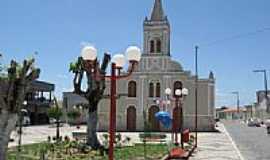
top-left (148, 105), bottom-right (160, 131)
top-left (127, 106), bottom-right (136, 131)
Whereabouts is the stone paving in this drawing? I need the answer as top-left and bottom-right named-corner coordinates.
top-left (189, 122), bottom-right (244, 160)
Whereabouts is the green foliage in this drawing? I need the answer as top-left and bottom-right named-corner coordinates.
top-left (67, 109), bottom-right (81, 120)
top-left (139, 133), bottom-right (167, 139)
top-left (0, 54), bottom-right (6, 77)
top-left (8, 142), bottom-right (167, 160)
top-left (47, 106), bottom-right (63, 120)
top-left (69, 57), bottom-right (83, 73)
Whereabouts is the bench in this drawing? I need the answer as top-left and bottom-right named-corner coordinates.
top-left (72, 131), bottom-right (87, 142)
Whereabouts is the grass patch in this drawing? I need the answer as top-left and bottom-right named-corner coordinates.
top-left (8, 143), bottom-right (168, 160)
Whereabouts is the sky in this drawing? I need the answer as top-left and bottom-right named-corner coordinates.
top-left (0, 0), bottom-right (270, 107)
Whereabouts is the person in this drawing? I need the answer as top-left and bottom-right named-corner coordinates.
top-left (264, 119), bottom-right (270, 134)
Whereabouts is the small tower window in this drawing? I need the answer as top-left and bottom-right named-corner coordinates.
top-left (150, 40), bottom-right (155, 53)
top-left (156, 82), bottom-right (161, 97)
top-left (149, 82), bottom-right (154, 97)
top-left (156, 39), bottom-right (161, 53)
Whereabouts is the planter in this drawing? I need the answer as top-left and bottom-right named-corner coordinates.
top-left (139, 133), bottom-right (166, 140)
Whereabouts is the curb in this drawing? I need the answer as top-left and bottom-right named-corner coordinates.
top-left (222, 124), bottom-right (245, 160)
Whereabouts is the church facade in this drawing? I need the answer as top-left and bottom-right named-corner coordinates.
top-left (63, 0), bottom-right (215, 131)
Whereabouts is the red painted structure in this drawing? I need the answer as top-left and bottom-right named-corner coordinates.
top-left (109, 63), bottom-right (117, 160)
top-left (107, 62), bottom-right (137, 160)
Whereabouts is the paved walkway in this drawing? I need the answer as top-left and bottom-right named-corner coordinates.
top-left (189, 122), bottom-right (244, 160)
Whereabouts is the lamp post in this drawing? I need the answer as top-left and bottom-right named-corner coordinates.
top-left (81, 45), bottom-right (141, 160)
top-left (165, 88), bottom-right (173, 142)
top-left (253, 70), bottom-right (269, 113)
top-left (231, 91), bottom-right (240, 119)
top-left (173, 88), bottom-right (188, 148)
top-left (158, 87), bottom-right (188, 147)
top-left (18, 100), bottom-right (27, 153)
top-left (73, 105), bottom-right (82, 129)
top-left (54, 98), bottom-right (61, 141)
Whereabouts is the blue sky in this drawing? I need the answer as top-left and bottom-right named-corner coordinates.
top-left (1, 0), bottom-right (270, 107)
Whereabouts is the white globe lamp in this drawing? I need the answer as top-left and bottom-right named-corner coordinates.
top-left (175, 89), bottom-right (182, 96)
top-left (81, 46), bottom-right (97, 61)
top-left (126, 46), bottom-right (141, 62)
top-left (182, 88), bottom-right (189, 96)
top-left (165, 88), bottom-right (172, 95)
top-left (112, 54), bottom-right (126, 68)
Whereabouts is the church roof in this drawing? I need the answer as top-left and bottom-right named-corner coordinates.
top-left (151, 0), bottom-right (165, 21)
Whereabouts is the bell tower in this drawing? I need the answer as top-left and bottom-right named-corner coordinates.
top-left (143, 0), bottom-right (170, 56)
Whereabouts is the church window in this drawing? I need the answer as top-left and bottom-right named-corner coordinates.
top-left (149, 82), bottom-right (154, 97)
top-left (173, 81), bottom-right (182, 97)
top-left (156, 82), bottom-right (161, 97)
top-left (156, 39), bottom-right (161, 53)
top-left (150, 40), bottom-right (155, 53)
top-left (128, 81), bottom-right (136, 97)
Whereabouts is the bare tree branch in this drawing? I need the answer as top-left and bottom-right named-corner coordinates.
top-left (6, 60), bottom-right (17, 109)
top-left (25, 68), bottom-right (40, 82)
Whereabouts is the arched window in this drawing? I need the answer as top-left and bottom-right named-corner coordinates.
top-left (150, 40), bottom-right (155, 53)
top-left (156, 39), bottom-right (161, 53)
top-left (149, 82), bottom-right (154, 97)
top-left (128, 81), bottom-right (136, 97)
top-left (173, 81), bottom-right (182, 97)
top-left (156, 82), bottom-right (161, 97)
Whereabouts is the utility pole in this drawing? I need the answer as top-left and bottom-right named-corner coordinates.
top-left (195, 45), bottom-right (198, 148)
top-left (231, 92), bottom-right (240, 119)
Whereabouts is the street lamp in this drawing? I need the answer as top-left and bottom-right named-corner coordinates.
top-left (253, 70), bottom-right (269, 113)
top-left (81, 45), bottom-right (141, 160)
top-left (173, 88), bottom-right (188, 148)
top-left (195, 45), bottom-right (198, 148)
top-left (231, 91), bottom-right (240, 119)
top-left (18, 100), bottom-right (27, 153)
top-left (165, 88), bottom-right (172, 111)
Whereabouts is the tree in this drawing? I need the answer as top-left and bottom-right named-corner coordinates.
top-left (69, 53), bottom-right (110, 149)
top-left (0, 58), bottom-right (40, 160)
top-left (67, 109), bottom-right (81, 124)
top-left (48, 102), bottom-right (63, 121)
top-left (48, 97), bottom-right (63, 140)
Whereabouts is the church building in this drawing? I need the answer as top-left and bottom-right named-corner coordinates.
top-left (63, 0), bottom-right (215, 131)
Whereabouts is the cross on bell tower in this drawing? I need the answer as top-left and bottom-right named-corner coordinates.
top-left (143, 0), bottom-right (170, 56)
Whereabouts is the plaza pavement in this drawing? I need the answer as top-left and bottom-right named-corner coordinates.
top-left (189, 122), bottom-right (244, 160)
top-left (9, 123), bottom-right (244, 160)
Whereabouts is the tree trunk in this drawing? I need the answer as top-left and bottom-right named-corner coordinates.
top-left (86, 108), bottom-right (101, 149)
top-left (0, 110), bottom-right (18, 160)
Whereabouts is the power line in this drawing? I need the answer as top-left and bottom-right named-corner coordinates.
top-left (202, 27), bottom-right (270, 47)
